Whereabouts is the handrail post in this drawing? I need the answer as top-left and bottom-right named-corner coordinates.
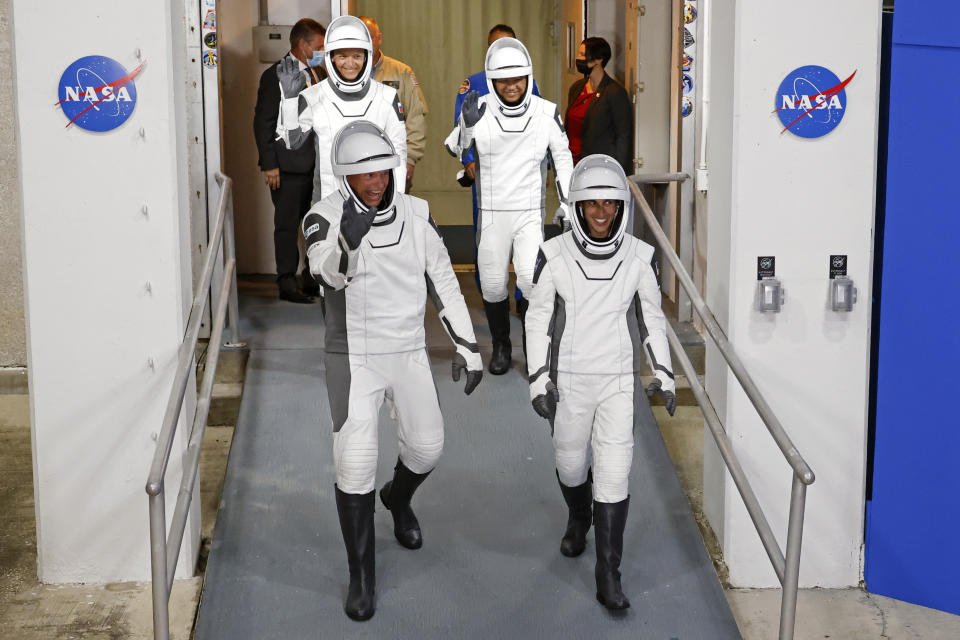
top-left (149, 492), bottom-right (170, 640)
top-left (223, 183), bottom-right (242, 346)
top-left (779, 474), bottom-right (808, 640)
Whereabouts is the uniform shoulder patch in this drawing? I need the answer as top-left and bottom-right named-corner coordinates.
top-left (392, 92), bottom-right (406, 121)
top-left (458, 77), bottom-right (470, 95)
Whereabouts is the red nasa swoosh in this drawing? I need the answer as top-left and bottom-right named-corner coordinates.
top-left (773, 70), bottom-right (856, 134)
top-left (56, 61), bottom-right (146, 128)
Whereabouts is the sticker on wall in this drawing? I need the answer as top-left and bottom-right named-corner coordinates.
top-left (757, 256), bottom-right (776, 280)
top-left (682, 73), bottom-right (694, 94)
top-left (774, 65), bottom-right (856, 138)
top-left (683, 53), bottom-right (693, 72)
top-left (830, 255), bottom-right (848, 279)
top-left (682, 96), bottom-right (693, 118)
top-left (203, 9), bottom-right (216, 31)
top-left (684, 2), bottom-right (698, 24)
top-left (202, 49), bottom-right (218, 68)
top-left (203, 31), bottom-right (217, 49)
top-left (56, 55), bottom-right (144, 131)
top-left (683, 27), bottom-right (695, 49)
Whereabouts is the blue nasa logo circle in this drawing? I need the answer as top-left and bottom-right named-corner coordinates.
top-left (775, 65), bottom-right (848, 138)
top-left (58, 56), bottom-right (139, 132)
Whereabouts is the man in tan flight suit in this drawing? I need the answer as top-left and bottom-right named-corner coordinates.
top-left (360, 16), bottom-right (428, 191)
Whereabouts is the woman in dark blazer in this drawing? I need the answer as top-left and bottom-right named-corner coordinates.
top-left (565, 37), bottom-right (634, 175)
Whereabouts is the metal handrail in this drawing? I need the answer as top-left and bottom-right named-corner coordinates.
top-left (146, 172), bottom-right (242, 640)
top-left (629, 177), bottom-right (814, 640)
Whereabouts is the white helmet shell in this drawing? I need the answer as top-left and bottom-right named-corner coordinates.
top-left (568, 154), bottom-right (632, 258)
top-left (484, 37), bottom-right (534, 117)
top-left (323, 15), bottom-right (374, 95)
top-left (332, 120), bottom-right (401, 214)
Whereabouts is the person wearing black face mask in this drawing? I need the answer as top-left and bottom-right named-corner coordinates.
top-left (565, 37), bottom-right (633, 175)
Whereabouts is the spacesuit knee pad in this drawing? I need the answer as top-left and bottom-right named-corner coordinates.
top-left (333, 428), bottom-right (379, 494)
top-left (554, 440), bottom-right (591, 487)
top-left (592, 448), bottom-right (633, 503)
top-left (478, 271), bottom-right (509, 303)
top-left (399, 433), bottom-right (444, 475)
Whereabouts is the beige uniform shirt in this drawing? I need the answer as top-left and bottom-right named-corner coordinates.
top-left (373, 52), bottom-right (428, 166)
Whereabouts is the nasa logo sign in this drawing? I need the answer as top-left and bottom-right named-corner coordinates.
top-left (57, 56), bottom-right (144, 131)
top-left (774, 65), bottom-right (856, 138)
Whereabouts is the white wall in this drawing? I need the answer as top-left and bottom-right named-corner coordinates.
top-left (701, 0), bottom-right (880, 587)
top-left (12, 0), bottom-right (199, 582)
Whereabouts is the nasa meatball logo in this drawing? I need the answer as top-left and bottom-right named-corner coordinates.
top-left (57, 55), bottom-right (144, 131)
top-left (774, 65), bottom-right (855, 138)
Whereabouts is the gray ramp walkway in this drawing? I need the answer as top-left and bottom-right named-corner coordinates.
top-left (195, 285), bottom-right (740, 639)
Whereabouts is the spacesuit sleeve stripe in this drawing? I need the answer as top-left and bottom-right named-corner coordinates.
top-left (298, 94), bottom-right (308, 115)
top-left (528, 365), bottom-right (549, 383)
top-left (533, 249), bottom-right (548, 285)
top-left (634, 293), bottom-right (650, 342)
top-left (553, 106), bottom-right (565, 132)
top-left (645, 343), bottom-right (675, 380)
top-left (441, 316), bottom-right (480, 353)
top-left (425, 273), bottom-right (444, 312)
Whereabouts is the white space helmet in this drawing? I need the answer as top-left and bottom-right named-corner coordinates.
top-left (332, 120), bottom-right (401, 214)
top-left (568, 154), bottom-right (631, 257)
top-left (323, 15), bottom-right (374, 96)
top-left (484, 37), bottom-right (534, 116)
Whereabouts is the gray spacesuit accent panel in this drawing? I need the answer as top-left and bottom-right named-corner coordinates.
top-left (322, 288), bottom-right (349, 354)
top-left (533, 249), bottom-right (548, 284)
top-left (540, 154), bottom-right (548, 212)
top-left (646, 344), bottom-right (675, 379)
top-left (367, 220), bottom-right (405, 248)
top-left (528, 364), bottom-right (549, 383)
top-left (298, 94), bottom-right (308, 115)
top-left (574, 259), bottom-right (623, 281)
top-left (552, 106), bottom-right (566, 133)
top-left (493, 115), bottom-right (532, 133)
top-left (425, 273), bottom-right (444, 312)
top-left (303, 213), bottom-right (330, 252)
top-left (331, 100), bottom-right (373, 118)
top-left (441, 316), bottom-right (480, 353)
top-left (391, 92), bottom-right (406, 122)
top-left (626, 295), bottom-right (645, 373)
top-left (548, 294), bottom-right (566, 384)
top-left (445, 141), bottom-right (458, 157)
top-left (324, 352), bottom-right (352, 433)
top-left (473, 142), bottom-right (486, 230)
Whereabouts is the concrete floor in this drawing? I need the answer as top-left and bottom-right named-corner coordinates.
top-left (1, 281), bottom-right (959, 638)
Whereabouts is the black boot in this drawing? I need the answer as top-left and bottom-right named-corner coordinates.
top-left (335, 486), bottom-right (376, 621)
top-left (278, 274), bottom-right (313, 304)
top-left (484, 299), bottom-right (511, 375)
top-left (557, 471), bottom-right (592, 557)
top-left (379, 458), bottom-right (431, 550)
top-left (517, 295), bottom-right (529, 359)
top-left (594, 497), bottom-right (631, 610)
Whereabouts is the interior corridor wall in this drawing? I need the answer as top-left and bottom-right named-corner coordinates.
top-left (11, 0), bottom-right (199, 582)
top-left (701, 0), bottom-right (881, 587)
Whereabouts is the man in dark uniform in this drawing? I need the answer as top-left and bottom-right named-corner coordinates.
top-left (253, 18), bottom-right (326, 303)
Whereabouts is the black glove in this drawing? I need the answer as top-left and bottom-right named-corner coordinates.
top-left (532, 381), bottom-right (559, 421)
top-left (339, 199), bottom-right (374, 250)
top-left (278, 56), bottom-right (306, 99)
top-left (645, 378), bottom-right (676, 416)
top-left (461, 90), bottom-right (486, 127)
top-left (452, 353), bottom-right (483, 395)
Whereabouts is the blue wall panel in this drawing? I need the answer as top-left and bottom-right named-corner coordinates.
top-left (865, 5), bottom-right (960, 616)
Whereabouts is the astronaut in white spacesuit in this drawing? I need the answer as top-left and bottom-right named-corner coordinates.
top-left (445, 37), bottom-right (573, 375)
top-left (303, 121), bottom-right (483, 621)
top-left (525, 154), bottom-right (676, 611)
top-left (278, 15), bottom-right (407, 205)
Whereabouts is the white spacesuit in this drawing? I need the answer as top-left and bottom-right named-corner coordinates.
top-left (525, 154), bottom-right (675, 611)
top-left (303, 120), bottom-right (482, 622)
top-left (444, 37), bottom-right (574, 375)
top-left (278, 15), bottom-right (407, 205)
